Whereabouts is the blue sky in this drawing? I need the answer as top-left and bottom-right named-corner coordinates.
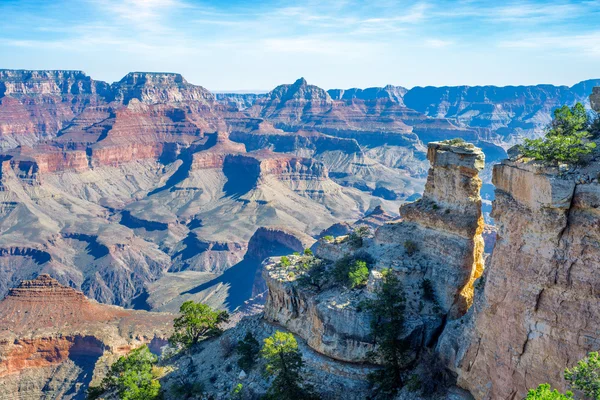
top-left (1, 0), bottom-right (599, 91)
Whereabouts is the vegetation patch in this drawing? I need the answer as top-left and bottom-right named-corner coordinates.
top-left (169, 301), bottom-right (229, 349)
top-left (363, 269), bottom-right (410, 398)
top-left (261, 331), bottom-right (318, 400)
top-left (519, 103), bottom-right (597, 165)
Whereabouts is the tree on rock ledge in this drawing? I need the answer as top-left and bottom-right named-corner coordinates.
top-left (261, 331), bottom-right (318, 400)
top-left (169, 301), bottom-right (229, 348)
top-left (519, 102), bottom-right (596, 165)
top-left (87, 345), bottom-right (160, 400)
top-left (363, 269), bottom-right (410, 399)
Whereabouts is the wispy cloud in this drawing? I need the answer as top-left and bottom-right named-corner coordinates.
top-left (0, 0), bottom-right (599, 89)
top-left (499, 31), bottom-right (600, 56)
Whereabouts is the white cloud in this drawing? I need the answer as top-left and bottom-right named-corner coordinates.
top-left (424, 38), bottom-right (454, 48)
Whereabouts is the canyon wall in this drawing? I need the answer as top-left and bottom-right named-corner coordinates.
top-left (0, 274), bottom-right (172, 399)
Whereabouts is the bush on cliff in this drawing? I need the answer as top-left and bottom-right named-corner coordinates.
top-left (519, 103), bottom-right (596, 164)
top-left (261, 331), bottom-right (317, 400)
top-left (87, 345), bottom-right (161, 400)
top-left (565, 351), bottom-right (600, 399)
top-left (169, 301), bottom-right (229, 349)
top-left (526, 384), bottom-right (573, 399)
top-left (237, 331), bottom-right (260, 371)
top-left (332, 255), bottom-right (371, 289)
top-left (363, 269), bottom-right (410, 398)
top-left (527, 351), bottom-right (600, 399)
top-left (346, 226), bottom-right (371, 248)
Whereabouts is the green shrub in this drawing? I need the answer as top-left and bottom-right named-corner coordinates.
top-left (303, 248), bottom-right (313, 256)
top-left (332, 256), bottom-right (371, 289)
top-left (322, 235), bottom-right (334, 242)
top-left (347, 226), bottom-right (370, 248)
top-left (87, 345), bottom-right (160, 400)
top-left (231, 383), bottom-right (244, 399)
top-left (237, 332), bottom-right (260, 371)
top-left (565, 351), bottom-right (600, 399)
top-left (171, 379), bottom-right (205, 399)
top-left (169, 301), bottom-right (229, 348)
top-left (280, 256), bottom-right (291, 267)
top-left (443, 138), bottom-right (466, 146)
top-left (348, 260), bottom-right (369, 288)
top-left (525, 384), bottom-right (573, 399)
top-left (520, 103), bottom-right (596, 164)
top-left (297, 262), bottom-right (327, 291)
top-left (404, 240), bottom-right (418, 256)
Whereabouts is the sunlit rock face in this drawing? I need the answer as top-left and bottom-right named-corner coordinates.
top-left (398, 141), bottom-right (485, 316)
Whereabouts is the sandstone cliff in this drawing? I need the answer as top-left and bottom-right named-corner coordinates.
top-left (440, 152), bottom-right (600, 399)
top-left (0, 274), bottom-right (172, 399)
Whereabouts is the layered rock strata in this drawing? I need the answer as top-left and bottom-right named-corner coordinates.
top-left (0, 274), bottom-right (172, 399)
top-left (397, 141), bottom-right (485, 315)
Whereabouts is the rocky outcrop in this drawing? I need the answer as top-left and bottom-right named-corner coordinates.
top-left (328, 85), bottom-right (407, 104)
top-left (191, 132), bottom-right (245, 169)
top-left (383, 141), bottom-right (485, 315)
top-left (0, 274), bottom-right (172, 399)
top-left (592, 87), bottom-right (600, 111)
top-left (0, 70), bottom-right (110, 149)
top-left (263, 256), bottom-right (375, 363)
top-left (111, 72), bottom-right (215, 105)
top-left (263, 141), bottom-right (485, 363)
top-left (0, 70), bottom-right (109, 99)
top-left (442, 154), bottom-right (600, 399)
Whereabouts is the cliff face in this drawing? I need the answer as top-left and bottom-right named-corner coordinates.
top-left (263, 141), bottom-right (485, 363)
top-left (442, 155), bottom-right (600, 399)
top-left (111, 72), bottom-right (215, 105)
top-left (397, 142), bottom-right (485, 315)
top-left (592, 87), bottom-right (600, 111)
top-left (0, 274), bottom-right (172, 399)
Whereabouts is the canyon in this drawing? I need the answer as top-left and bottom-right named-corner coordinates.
top-left (1, 69), bottom-right (600, 399)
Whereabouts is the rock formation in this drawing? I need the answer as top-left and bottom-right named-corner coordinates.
top-left (263, 140), bottom-right (485, 363)
top-left (396, 141), bottom-right (485, 315)
top-left (441, 153), bottom-right (600, 399)
top-left (0, 274), bottom-right (172, 399)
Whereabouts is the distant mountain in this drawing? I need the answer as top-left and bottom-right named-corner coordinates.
top-left (402, 79), bottom-right (600, 144)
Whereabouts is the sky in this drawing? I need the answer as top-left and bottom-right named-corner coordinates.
top-left (1, 0), bottom-right (599, 91)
